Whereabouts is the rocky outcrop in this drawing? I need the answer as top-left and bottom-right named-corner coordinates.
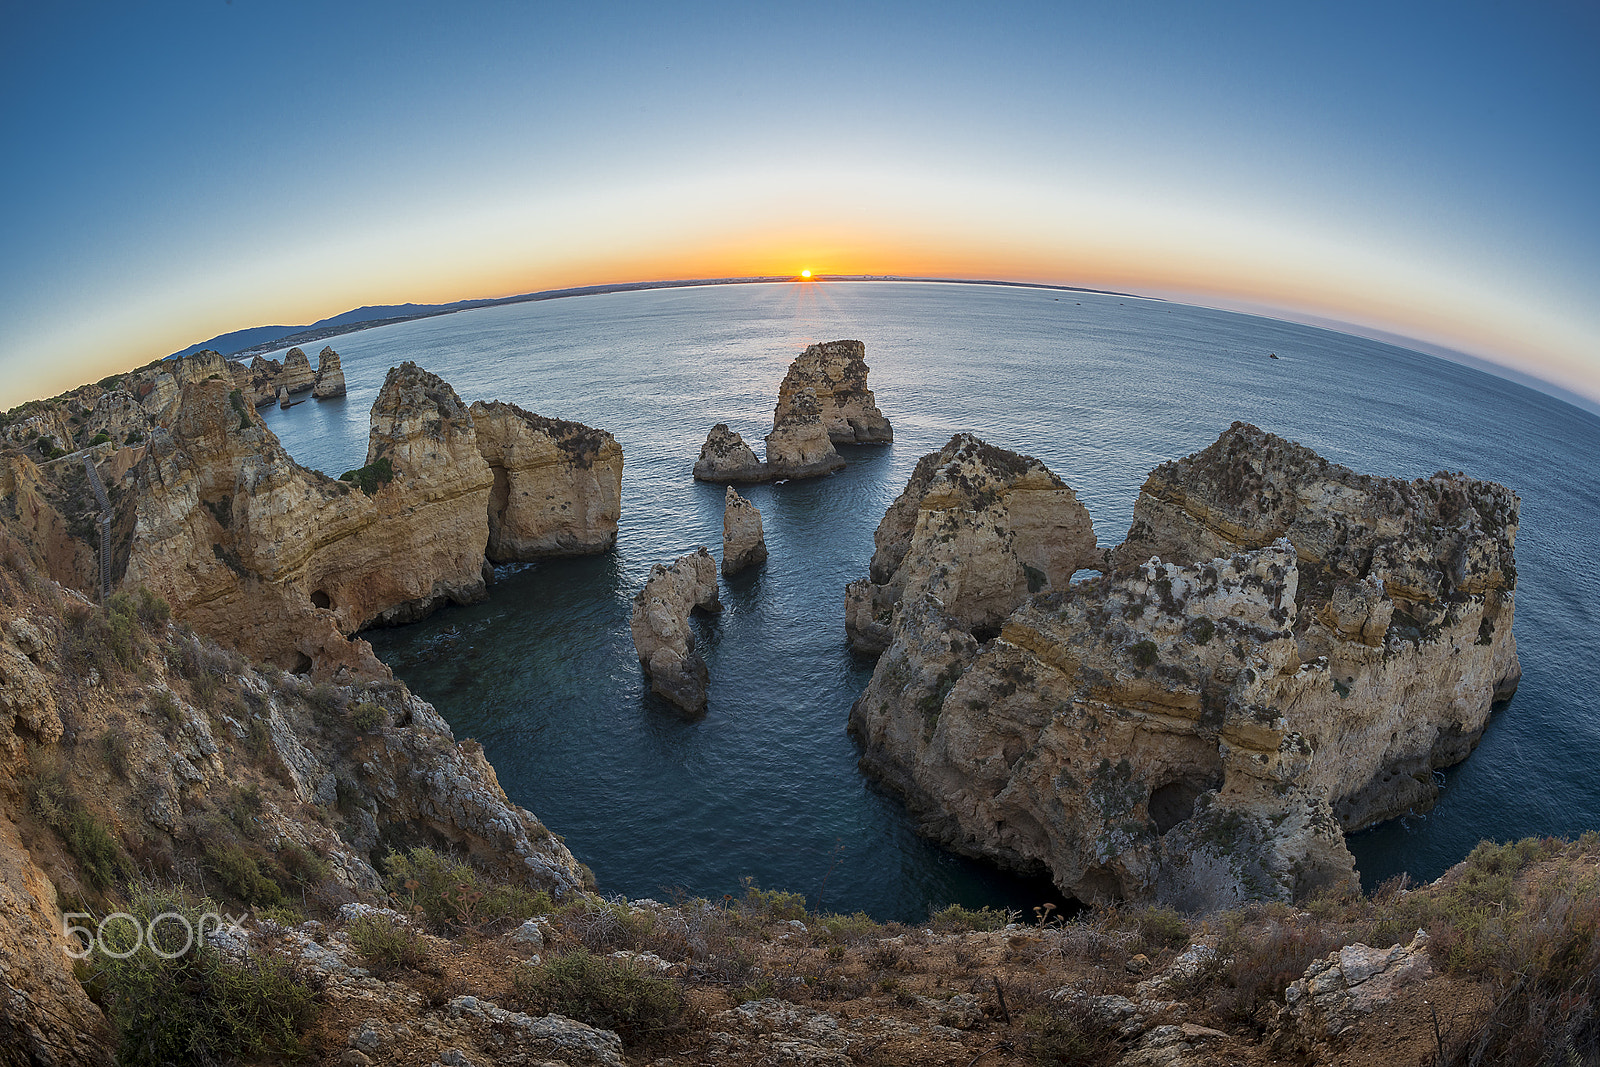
top-left (775, 340), bottom-right (892, 443)
top-left (277, 385), bottom-right (290, 409)
top-left (722, 487), bottom-right (767, 576)
top-left (844, 434), bottom-right (1099, 654)
top-left (119, 364), bottom-right (496, 675)
top-left (1110, 422), bottom-right (1521, 829)
top-left (764, 389), bottom-right (844, 480)
top-left (313, 345), bottom-right (347, 398)
top-left (239, 348), bottom-right (314, 407)
top-left (630, 549), bottom-right (721, 713)
top-left (280, 346), bottom-right (316, 394)
top-left (470, 400), bottom-right (623, 560)
top-left (850, 424), bottom-right (1519, 908)
top-left (693, 423), bottom-right (768, 483)
top-left (1274, 932), bottom-right (1433, 1051)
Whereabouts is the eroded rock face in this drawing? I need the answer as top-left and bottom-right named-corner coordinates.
top-left (765, 389), bottom-right (844, 480)
top-left (313, 345), bottom-right (347, 398)
top-left (470, 400), bottom-right (623, 561)
top-left (120, 365), bottom-right (495, 675)
top-left (1111, 422), bottom-right (1521, 829)
top-left (630, 549), bottom-right (721, 713)
top-left (844, 434), bottom-right (1099, 654)
top-left (1274, 932), bottom-right (1433, 1051)
top-left (722, 487), bottom-right (767, 576)
top-left (280, 347), bottom-right (316, 394)
top-left (775, 340), bottom-right (892, 444)
top-left (694, 423), bottom-right (768, 483)
top-left (850, 424), bottom-right (1519, 908)
top-left (83, 389), bottom-right (151, 446)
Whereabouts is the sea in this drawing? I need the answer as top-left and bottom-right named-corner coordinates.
top-left (253, 280), bottom-right (1600, 922)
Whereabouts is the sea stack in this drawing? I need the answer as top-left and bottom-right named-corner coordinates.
top-left (277, 385), bottom-right (290, 409)
top-left (313, 345), bottom-right (347, 398)
top-left (721, 487), bottom-right (767, 576)
top-left (764, 388), bottom-right (845, 480)
top-left (848, 422), bottom-right (1521, 910)
top-left (776, 340), bottom-right (893, 443)
top-left (631, 548), bottom-right (722, 713)
top-left (843, 433), bottom-right (1098, 654)
top-left (280, 347), bottom-right (316, 394)
top-left (469, 400), bottom-right (624, 560)
top-left (693, 423), bottom-right (768, 483)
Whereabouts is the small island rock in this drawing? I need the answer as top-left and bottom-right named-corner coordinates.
top-left (313, 345), bottom-right (347, 398)
top-left (693, 423), bottom-right (768, 483)
top-left (631, 548), bottom-right (722, 713)
top-left (776, 340), bottom-right (892, 443)
top-left (764, 388), bottom-right (844, 480)
top-left (722, 487), bottom-right (767, 576)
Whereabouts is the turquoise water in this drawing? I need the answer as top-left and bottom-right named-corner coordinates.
top-left (257, 281), bottom-right (1600, 920)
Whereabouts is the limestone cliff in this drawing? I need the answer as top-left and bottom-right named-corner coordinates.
top-left (312, 345), bottom-right (347, 399)
top-left (764, 389), bottom-right (844, 480)
top-left (239, 347), bottom-right (315, 407)
top-left (850, 423), bottom-right (1520, 908)
top-left (722, 487), bottom-right (767, 576)
top-left (470, 400), bottom-right (623, 561)
top-left (693, 423), bottom-right (768, 483)
top-left (844, 434), bottom-right (1099, 654)
top-left (774, 340), bottom-right (892, 444)
top-left (630, 549), bottom-right (721, 713)
top-left (1110, 421), bottom-right (1521, 828)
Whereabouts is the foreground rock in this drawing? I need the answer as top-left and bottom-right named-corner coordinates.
top-left (722, 487), bottom-right (767, 576)
top-left (470, 400), bottom-right (623, 560)
top-left (1274, 931), bottom-right (1433, 1052)
top-left (776, 340), bottom-right (893, 443)
top-left (693, 423), bottom-right (768, 483)
top-left (851, 423), bottom-right (1520, 908)
top-left (765, 388), bottom-right (845, 480)
top-left (844, 434), bottom-right (1098, 654)
top-left (312, 344), bottom-right (347, 398)
top-left (631, 549), bottom-right (721, 712)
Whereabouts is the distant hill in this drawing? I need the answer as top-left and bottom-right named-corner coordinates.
top-left (166, 300), bottom-right (494, 360)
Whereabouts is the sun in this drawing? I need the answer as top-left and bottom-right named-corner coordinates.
top-left (800, 269), bottom-right (812, 279)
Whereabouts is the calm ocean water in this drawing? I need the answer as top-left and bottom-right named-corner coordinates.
top-left (257, 281), bottom-right (1600, 921)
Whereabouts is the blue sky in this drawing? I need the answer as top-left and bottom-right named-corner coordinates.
top-left (2, 1), bottom-right (1596, 409)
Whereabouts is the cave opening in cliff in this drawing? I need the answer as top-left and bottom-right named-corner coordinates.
top-left (311, 589), bottom-right (332, 610)
top-left (292, 651), bottom-right (313, 675)
top-left (1149, 780), bottom-right (1207, 835)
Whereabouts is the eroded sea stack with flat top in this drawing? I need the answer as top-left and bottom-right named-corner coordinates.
top-left (849, 422), bottom-right (1520, 910)
top-left (631, 548), bottom-right (722, 713)
top-left (844, 433), bottom-right (1099, 654)
top-left (470, 400), bottom-right (624, 560)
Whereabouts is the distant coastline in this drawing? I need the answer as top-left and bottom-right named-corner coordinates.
top-left (173, 276), bottom-right (1148, 361)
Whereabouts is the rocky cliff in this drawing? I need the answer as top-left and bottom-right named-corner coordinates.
top-left (850, 424), bottom-right (1520, 908)
top-left (764, 389), bottom-right (845, 480)
top-left (237, 347), bottom-right (315, 407)
top-left (722, 487), bottom-right (767, 576)
top-left (844, 434), bottom-right (1099, 654)
top-left (693, 423), bottom-right (768, 483)
top-left (470, 400), bottom-right (623, 560)
top-left (312, 345), bottom-right (347, 398)
top-left (630, 549), bottom-right (721, 713)
top-left (774, 340), bottom-right (893, 444)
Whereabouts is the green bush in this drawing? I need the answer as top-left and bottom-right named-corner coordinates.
top-left (92, 888), bottom-right (318, 1065)
top-left (812, 910), bottom-right (881, 945)
top-left (204, 842), bottom-right (284, 907)
top-left (1023, 1005), bottom-right (1120, 1066)
top-left (89, 431), bottom-right (111, 446)
top-left (26, 769), bottom-right (129, 890)
top-left (228, 388), bottom-right (251, 430)
top-left (736, 878), bottom-right (808, 922)
top-left (385, 847), bottom-right (555, 931)
top-left (348, 915), bottom-right (430, 975)
top-left (349, 701), bottom-right (387, 732)
top-left (512, 949), bottom-right (686, 1045)
top-left (339, 455), bottom-right (395, 495)
top-left (1130, 639), bottom-right (1159, 668)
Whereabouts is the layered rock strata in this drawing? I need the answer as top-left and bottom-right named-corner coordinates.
top-left (722, 487), bottom-right (767, 576)
top-left (630, 549), bottom-right (722, 713)
top-left (239, 347), bottom-right (315, 406)
top-left (775, 340), bottom-right (893, 443)
top-left (313, 345), bottom-right (348, 398)
top-left (693, 423), bottom-right (768, 483)
top-left (850, 423), bottom-right (1520, 909)
top-left (764, 389), bottom-right (845, 480)
top-left (471, 400), bottom-right (624, 560)
top-left (844, 434), bottom-right (1099, 654)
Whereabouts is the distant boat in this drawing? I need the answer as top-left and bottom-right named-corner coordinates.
top-left (1268, 352), bottom-right (1280, 359)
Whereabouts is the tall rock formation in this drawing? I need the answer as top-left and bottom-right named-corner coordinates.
top-left (764, 389), bottom-right (845, 480)
top-left (631, 549), bottom-right (722, 713)
top-left (312, 345), bottom-right (347, 398)
top-left (279, 346), bottom-right (316, 394)
top-left (775, 340), bottom-right (893, 443)
top-left (470, 400), bottom-right (624, 560)
top-left (850, 423), bottom-right (1520, 909)
top-left (693, 423), bottom-right (768, 483)
top-left (722, 487), bottom-right (767, 576)
top-left (844, 434), bottom-right (1099, 654)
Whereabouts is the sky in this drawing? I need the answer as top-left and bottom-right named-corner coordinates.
top-left (2, 1), bottom-right (1596, 411)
